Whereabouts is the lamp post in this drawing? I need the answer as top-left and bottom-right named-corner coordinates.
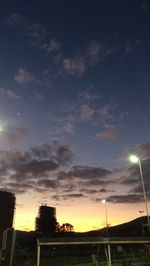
top-left (102, 199), bottom-right (111, 266)
top-left (129, 155), bottom-right (150, 224)
top-left (102, 199), bottom-right (109, 236)
top-left (138, 210), bottom-right (144, 235)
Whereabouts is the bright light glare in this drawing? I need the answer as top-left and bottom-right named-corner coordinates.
top-left (102, 199), bottom-right (106, 204)
top-left (129, 155), bottom-right (139, 163)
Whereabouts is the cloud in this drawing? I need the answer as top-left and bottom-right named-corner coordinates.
top-left (61, 34), bottom-right (140, 76)
top-left (58, 165), bottom-right (111, 181)
top-left (95, 128), bottom-right (119, 140)
top-left (6, 13), bottom-right (31, 31)
top-left (82, 179), bottom-right (112, 187)
top-left (45, 39), bottom-right (61, 53)
top-left (101, 188), bottom-right (111, 192)
top-left (0, 140), bottom-right (145, 204)
top-left (62, 39), bottom-right (115, 75)
top-left (80, 188), bottom-right (100, 194)
top-left (0, 126), bottom-right (28, 145)
top-left (14, 68), bottom-right (35, 84)
top-left (6, 13), bottom-right (61, 54)
top-left (50, 92), bottom-right (120, 138)
top-left (37, 179), bottom-right (59, 188)
top-left (79, 187), bottom-right (110, 194)
top-left (59, 121), bottom-right (74, 134)
top-left (116, 176), bottom-right (137, 186)
top-left (87, 40), bottom-right (103, 62)
top-left (52, 193), bottom-right (85, 201)
top-left (14, 159), bottom-right (59, 177)
top-left (126, 143), bottom-right (150, 158)
top-left (0, 140), bottom-right (75, 186)
top-left (30, 141), bottom-right (75, 166)
top-left (104, 194), bottom-right (144, 203)
top-left (80, 105), bottom-right (94, 121)
top-left (125, 142), bottom-right (150, 192)
top-left (63, 57), bottom-right (87, 75)
top-left (33, 91), bottom-right (44, 101)
top-left (1, 182), bottom-right (34, 194)
top-left (0, 88), bottom-right (21, 100)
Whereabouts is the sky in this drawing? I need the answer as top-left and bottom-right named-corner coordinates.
top-left (0, 0), bottom-right (150, 232)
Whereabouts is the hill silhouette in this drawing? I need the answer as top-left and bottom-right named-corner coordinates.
top-left (16, 216), bottom-right (150, 249)
top-left (78, 216), bottom-right (150, 237)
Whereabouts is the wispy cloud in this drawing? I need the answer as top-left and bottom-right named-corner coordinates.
top-left (62, 40), bottom-right (113, 75)
top-left (33, 91), bottom-right (44, 101)
top-left (104, 194), bottom-right (144, 203)
top-left (95, 128), bottom-right (119, 140)
top-left (58, 165), bottom-right (111, 181)
top-left (62, 35), bottom-right (140, 75)
top-left (6, 13), bottom-right (61, 54)
top-left (0, 126), bottom-right (28, 145)
top-left (51, 193), bottom-right (85, 201)
top-left (14, 68), bottom-right (35, 84)
top-left (87, 40), bottom-right (103, 61)
top-left (80, 105), bottom-right (94, 121)
top-left (44, 39), bottom-right (61, 53)
top-left (63, 57), bottom-right (87, 75)
top-left (0, 88), bottom-right (21, 100)
top-left (49, 91), bottom-right (123, 138)
top-left (125, 142), bottom-right (150, 158)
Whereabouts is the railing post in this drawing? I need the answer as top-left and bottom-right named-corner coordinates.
top-left (108, 244), bottom-right (112, 266)
top-left (37, 241), bottom-right (40, 266)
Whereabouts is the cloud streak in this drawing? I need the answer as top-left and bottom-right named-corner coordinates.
top-left (0, 126), bottom-right (28, 145)
top-left (14, 68), bottom-right (35, 84)
top-left (95, 128), bottom-right (119, 140)
top-left (0, 88), bottom-right (21, 100)
top-left (6, 13), bottom-right (61, 54)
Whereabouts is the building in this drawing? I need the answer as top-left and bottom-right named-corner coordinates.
top-left (35, 205), bottom-right (57, 235)
top-left (0, 191), bottom-right (16, 235)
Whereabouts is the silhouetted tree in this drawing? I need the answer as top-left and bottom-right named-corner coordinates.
top-left (60, 223), bottom-right (74, 232)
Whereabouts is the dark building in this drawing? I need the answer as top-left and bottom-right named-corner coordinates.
top-left (0, 191), bottom-right (16, 235)
top-left (35, 205), bottom-right (57, 235)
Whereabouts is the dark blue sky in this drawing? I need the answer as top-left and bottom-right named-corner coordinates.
top-left (0, 0), bottom-right (150, 231)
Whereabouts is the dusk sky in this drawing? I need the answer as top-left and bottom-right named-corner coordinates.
top-left (0, 0), bottom-right (150, 232)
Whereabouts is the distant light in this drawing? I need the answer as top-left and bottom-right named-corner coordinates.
top-left (129, 155), bottom-right (139, 163)
top-left (102, 199), bottom-right (106, 204)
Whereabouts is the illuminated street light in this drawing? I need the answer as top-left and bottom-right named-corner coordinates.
top-left (101, 199), bottom-right (112, 266)
top-left (129, 155), bottom-right (150, 224)
top-left (102, 199), bottom-right (108, 235)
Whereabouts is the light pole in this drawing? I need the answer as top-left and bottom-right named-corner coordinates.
top-left (138, 210), bottom-right (144, 235)
top-left (102, 199), bottom-right (109, 236)
top-left (129, 155), bottom-right (150, 224)
top-left (102, 199), bottom-right (111, 266)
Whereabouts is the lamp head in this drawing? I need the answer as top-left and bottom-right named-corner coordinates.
top-left (129, 155), bottom-right (139, 163)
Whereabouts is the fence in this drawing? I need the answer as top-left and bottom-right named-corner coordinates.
top-left (1, 230), bottom-right (150, 266)
top-left (37, 237), bottom-right (150, 266)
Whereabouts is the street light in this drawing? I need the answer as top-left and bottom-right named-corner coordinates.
top-left (102, 199), bottom-right (109, 236)
top-left (129, 155), bottom-right (150, 224)
top-left (102, 199), bottom-right (112, 266)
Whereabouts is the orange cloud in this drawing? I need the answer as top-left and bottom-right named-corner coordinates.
top-left (95, 128), bottom-right (119, 140)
